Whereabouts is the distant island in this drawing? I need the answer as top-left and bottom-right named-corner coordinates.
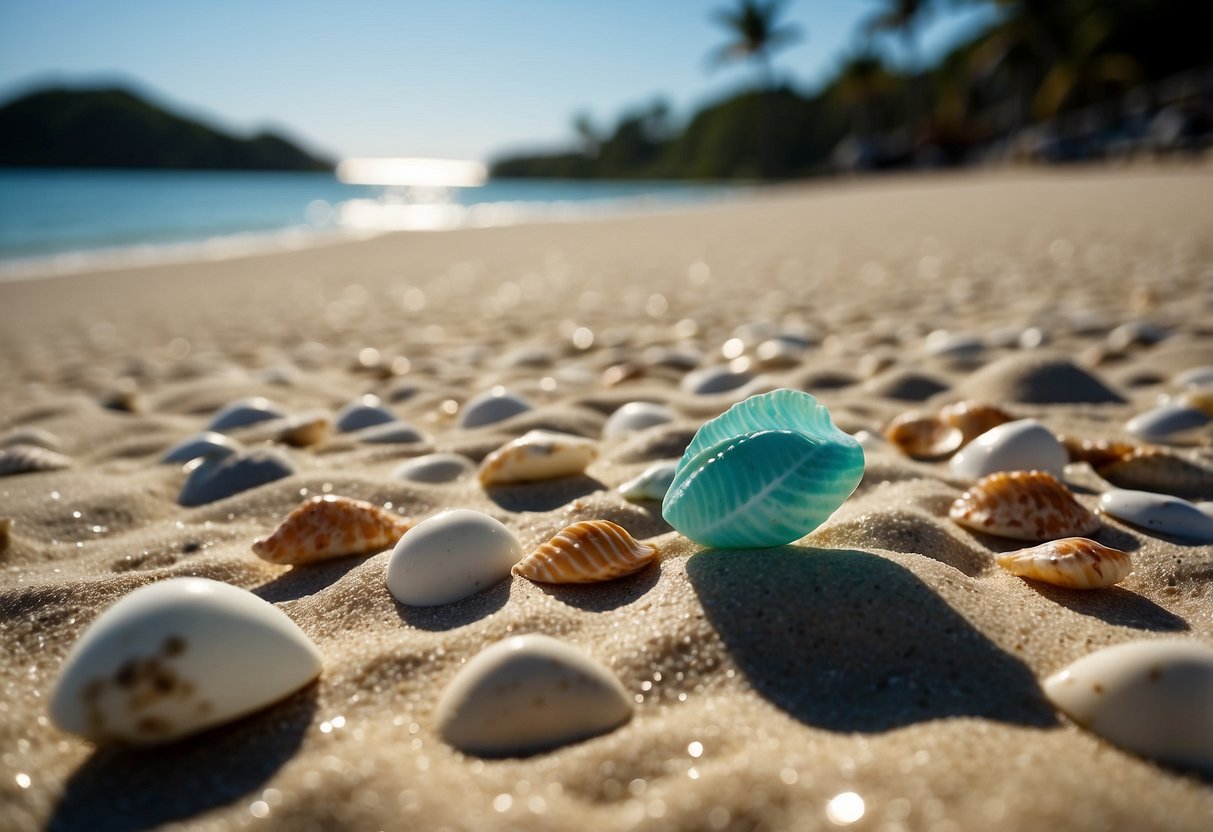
top-left (0, 86), bottom-right (332, 171)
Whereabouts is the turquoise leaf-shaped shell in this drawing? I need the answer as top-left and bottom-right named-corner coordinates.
top-left (661, 389), bottom-right (865, 548)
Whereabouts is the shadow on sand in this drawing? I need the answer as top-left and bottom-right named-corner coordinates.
top-left (536, 562), bottom-right (662, 612)
top-left (484, 476), bottom-right (606, 512)
top-left (1029, 583), bottom-right (1189, 631)
top-left (252, 553), bottom-right (379, 604)
top-left (687, 546), bottom-right (1058, 733)
top-left (393, 578), bottom-right (511, 631)
top-left (49, 684), bottom-right (317, 832)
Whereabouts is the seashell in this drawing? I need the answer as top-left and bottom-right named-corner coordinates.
top-left (435, 634), bottom-right (632, 757)
top-left (938, 400), bottom-right (1013, 443)
top-left (602, 401), bottom-right (677, 440)
top-left (1178, 388), bottom-right (1213, 417)
top-left (0, 444), bottom-right (72, 477)
top-left (996, 537), bottom-right (1132, 589)
top-left (1197, 501), bottom-right (1213, 519)
top-left (1096, 449), bottom-right (1213, 500)
top-left (601, 362), bottom-right (646, 387)
top-left (661, 389), bottom-right (865, 549)
top-left (252, 495), bottom-right (410, 565)
top-left (392, 453), bottom-right (475, 484)
top-left (275, 411), bottom-right (331, 447)
top-left (1175, 366), bottom-right (1213, 390)
top-left (949, 470), bottom-right (1100, 541)
top-left (949, 419), bottom-right (1068, 480)
top-left (1125, 403), bottom-right (1210, 445)
top-left (619, 461), bottom-right (679, 502)
top-left (1058, 435), bottom-right (1138, 469)
top-left (1, 426), bottom-right (61, 450)
top-left (754, 337), bottom-right (805, 369)
top-left (334, 395), bottom-right (396, 433)
top-left (459, 388), bottom-right (532, 429)
top-left (680, 365), bottom-right (753, 395)
top-left (354, 421), bottom-right (428, 444)
top-left (208, 397), bottom-right (287, 432)
top-left (924, 330), bottom-right (984, 358)
top-left (161, 431), bottom-right (241, 464)
top-left (478, 430), bottom-right (598, 486)
top-left (50, 577), bottom-right (322, 744)
top-left (386, 509), bottom-right (522, 606)
top-left (883, 412), bottom-right (963, 460)
top-left (1105, 320), bottom-right (1168, 352)
top-left (1098, 489), bottom-right (1213, 543)
top-left (512, 520), bottom-right (657, 584)
top-left (178, 448), bottom-right (294, 507)
top-left (101, 380), bottom-right (141, 413)
top-left (1043, 639), bottom-right (1213, 769)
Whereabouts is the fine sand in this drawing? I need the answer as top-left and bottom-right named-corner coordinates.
top-left (1, 169), bottom-right (1211, 831)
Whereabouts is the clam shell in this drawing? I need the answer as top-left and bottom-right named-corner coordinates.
top-left (459, 389), bottom-right (532, 428)
top-left (392, 453), bottom-right (475, 484)
top-left (161, 431), bottom-right (241, 464)
top-left (662, 389), bottom-right (865, 549)
top-left (1058, 435), bottom-right (1138, 469)
top-left (386, 509), bottom-right (522, 606)
top-left (1098, 488), bottom-right (1213, 543)
top-left (949, 419), bottom-right (1068, 480)
top-left (602, 401), bottom-right (676, 440)
top-left (1125, 403), bottom-right (1210, 444)
top-left (996, 537), bottom-right (1132, 589)
top-left (619, 461), bottom-right (679, 502)
top-left (1096, 449), bottom-right (1213, 500)
top-left (949, 470), bottom-right (1100, 541)
top-left (252, 495), bottom-right (411, 565)
top-left (0, 444), bottom-right (72, 477)
top-left (178, 448), bottom-right (294, 507)
top-left (883, 412), bottom-right (963, 460)
top-left (512, 520), bottom-right (657, 584)
top-left (50, 577), bottom-right (322, 744)
top-left (478, 430), bottom-right (598, 486)
top-left (435, 634), bottom-right (632, 757)
top-left (938, 400), bottom-right (1013, 443)
top-left (1043, 639), bottom-right (1213, 768)
top-left (209, 397), bottom-right (287, 432)
top-left (334, 395), bottom-right (396, 433)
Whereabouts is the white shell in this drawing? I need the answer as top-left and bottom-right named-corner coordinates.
top-left (1175, 366), bottom-right (1213, 389)
top-left (354, 421), bottom-right (428, 444)
top-left (948, 419), bottom-right (1068, 480)
top-left (435, 634), bottom-right (632, 757)
top-left (1044, 639), bottom-right (1213, 769)
top-left (50, 578), bottom-right (322, 744)
top-left (1125, 403), bottom-right (1210, 444)
top-left (459, 389), bottom-right (532, 428)
top-left (924, 330), bottom-right (984, 357)
top-left (680, 366), bottom-right (753, 395)
top-left (392, 453), bottom-right (475, 484)
top-left (386, 509), bottom-right (522, 606)
top-left (208, 397), bottom-right (287, 431)
top-left (1098, 488), bottom-right (1213, 543)
top-left (619, 461), bottom-right (678, 502)
top-left (478, 430), bottom-right (598, 486)
top-left (334, 395), bottom-right (396, 433)
top-left (161, 431), bottom-right (241, 464)
top-left (179, 448), bottom-right (294, 507)
top-left (602, 402), bottom-right (676, 440)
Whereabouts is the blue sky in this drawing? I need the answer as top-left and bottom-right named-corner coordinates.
top-left (0, 1), bottom-right (998, 162)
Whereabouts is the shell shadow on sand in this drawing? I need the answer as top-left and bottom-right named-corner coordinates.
top-left (483, 475), bottom-right (607, 513)
top-left (686, 547), bottom-right (1058, 732)
top-left (393, 578), bottom-right (511, 631)
top-left (49, 684), bottom-right (317, 832)
top-left (1026, 583), bottom-right (1189, 632)
top-left (532, 561), bottom-right (662, 612)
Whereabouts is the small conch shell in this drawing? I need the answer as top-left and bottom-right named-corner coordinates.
top-left (1058, 435), bottom-right (1139, 469)
top-left (939, 400), bottom-right (1013, 443)
top-left (478, 430), bottom-right (598, 486)
top-left (883, 412), bottom-right (963, 460)
top-left (512, 520), bottom-right (657, 584)
top-left (996, 537), bottom-right (1132, 589)
top-left (252, 495), bottom-right (411, 565)
top-left (949, 470), bottom-right (1100, 541)
top-left (0, 444), bottom-right (72, 477)
top-left (1095, 448), bottom-right (1213, 501)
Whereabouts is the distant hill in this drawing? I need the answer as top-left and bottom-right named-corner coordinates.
top-left (0, 87), bottom-right (332, 171)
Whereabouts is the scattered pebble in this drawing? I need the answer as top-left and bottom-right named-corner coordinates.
top-left (178, 448), bottom-right (294, 507)
top-left (392, 453), bottom-right (475, 484)
top-left (209, 397), bottom-right (287, 431)
top-left (386, 509), bottom-right (522, 606)
top-left (161, 432), bottom-right (241, 464)
top-left (602, 402), bottom-right (677, 439)
top-left (459, 389), bottom-right (532, 429)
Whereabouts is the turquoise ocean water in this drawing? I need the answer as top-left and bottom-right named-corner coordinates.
top-left (0, 169), bottom-right (740, 275)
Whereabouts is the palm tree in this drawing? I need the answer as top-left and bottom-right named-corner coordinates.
top-left (707, 0), bottom-right (802, 90)
top-left (866, 0), bottom-right (930, 131)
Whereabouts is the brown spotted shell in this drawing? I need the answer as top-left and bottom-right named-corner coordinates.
top-left (1059, 435), bottom-right (1139, 469)
top-left (512, 520), bottom-right (657, 584)
top-left (1096, 448), bottom-right (1213, 501)
top-left (252, 495), bottom-right (411, 565)
top-left (949, 470), bottom-right (1100, 541)
top-left (0, 444), bottom-right (72, 477)
top-left (939, 400), bottom-right (1013, 443)
top-left (883, 412), bottom-right (963, 460)
top-left (997, 537), bottom-right (1132, 589)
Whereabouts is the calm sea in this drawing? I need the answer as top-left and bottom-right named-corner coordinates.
top-left (0, 169), bottom-right (740, 276)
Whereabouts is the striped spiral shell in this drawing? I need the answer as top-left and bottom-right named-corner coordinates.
top-left (512, 520), bottom-right (657, 584)
top-left (0, 444), bottom-right (72, 477)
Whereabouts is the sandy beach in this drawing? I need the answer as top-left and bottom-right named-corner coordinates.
top-left (2, 168), bottom-right (1212, 831)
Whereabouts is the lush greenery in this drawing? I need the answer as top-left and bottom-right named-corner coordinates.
top-left (0, 87), bottom-right (331, 171)
top-left (492, 0), bottom-right (1213, 180)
